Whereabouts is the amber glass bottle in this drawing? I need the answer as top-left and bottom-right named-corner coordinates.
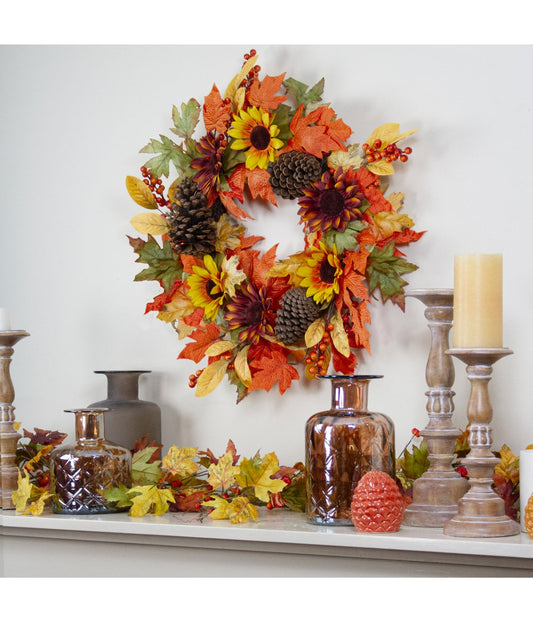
top-left (305, 375), bottom-right (395, 525)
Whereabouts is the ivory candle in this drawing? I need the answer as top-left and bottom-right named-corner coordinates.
top-left (0, 307), bottom-right (11, 331)
top-left (520, 450), bottom-right (533, 532)
top-left (453, 254), bottom-right (503, 348)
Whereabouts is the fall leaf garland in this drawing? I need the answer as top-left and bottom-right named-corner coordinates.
top-left (126, 49), bottom-right (425, 401)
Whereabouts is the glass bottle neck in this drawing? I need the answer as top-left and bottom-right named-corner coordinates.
top-left (75, 411), bottom-right (105, 442)
top-left (330, 377), bottom-right (370, 410)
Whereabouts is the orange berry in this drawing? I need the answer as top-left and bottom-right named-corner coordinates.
top-left (308, 365), bottom-right (317, 375)
top-left (319, 342), bottom-right (327, 352)
top-left (310, 352), bottom-right (318, 362)
top-left (326, 323), bottom-right (334, 332)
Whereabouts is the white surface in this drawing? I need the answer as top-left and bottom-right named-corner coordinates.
top-left (1, 45), bottom-right (533, 467)
top-left (2, 508), bottom-right (533, 560)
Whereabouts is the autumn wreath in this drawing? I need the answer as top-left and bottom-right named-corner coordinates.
top-left (126, 49), bottom-right (424, 401)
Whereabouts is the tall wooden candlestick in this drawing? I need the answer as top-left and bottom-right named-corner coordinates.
top-left (443, 348), bottom-right (519, 537)
top-left (403, 289), bottom-right (469, 527)
top-left (0, 330), bottom-right (29, 509)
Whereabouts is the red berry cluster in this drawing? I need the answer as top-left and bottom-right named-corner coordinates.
top-left (188, 368), bottom-right (204, 388)
top-left (305, 324), bottom-right (333, 378)
top-left (362, 139), bottom-right (412, 164)
top-left (240, 49), bottom-right (261, 90)
top-left (140, 166), bottom-right (170, 208)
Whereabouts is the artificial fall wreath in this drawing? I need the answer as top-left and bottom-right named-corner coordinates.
top-left (126, 49), bottom-right (425, 401)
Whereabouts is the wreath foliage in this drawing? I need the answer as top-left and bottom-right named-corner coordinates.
top-left (126, 49), bottom-right (425, 401)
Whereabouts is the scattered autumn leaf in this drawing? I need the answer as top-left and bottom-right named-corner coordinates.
top-left (235, 452), bottom-right (287, 502)
top-left (129, 485), bottom-right (175, 517)
top-left (208, 451), bottom-right (241, 490)
top-left (162, 445), bottom-right (200, 477)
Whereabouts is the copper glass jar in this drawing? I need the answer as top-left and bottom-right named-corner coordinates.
top-left (305, 375), bottom-right (395, 525)
top-left (50, 408), bottom-right (132, 514)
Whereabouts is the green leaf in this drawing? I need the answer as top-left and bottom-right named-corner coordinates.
top-left (366, 240), bottom-right (418, 302)
top-left (283, 77), bottom-right (324, 107)
top-left (128, 234), bottom-right (182, 293)
top-left (398, 440), bottom-right (430, 481)
top-left (323, 220), bottom-right (368, 254)
top-left (222, 141), bottom-right (246, 173)
top-left (271, 104), bottom-right (293, 143)
top-left (132, 446), bottom-right (163, 484)
top-left (170, 99), bottom-right (201, 139)
top-left (100, 483), bottom-right (134, 508)
top-left (140, 134), bottom-right (191, 178)
top-left (280, 473), bottom-right (306, 512)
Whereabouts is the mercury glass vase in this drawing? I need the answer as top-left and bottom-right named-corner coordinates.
top-left (305, 375), bottom-right (395, 525)
top-left (89, 370), bottom-right (161, 451)
top-left (50, 408), bottom-right (131, 514)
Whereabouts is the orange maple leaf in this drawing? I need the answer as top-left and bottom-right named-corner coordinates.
top-left (238, 233), bottom-right (264, 250)
top-left (218, 190), bottom-right (253, 220)
top-left (203, 84), bottom-right (232, 133)
top-left (351, 167), bottom-right (392, 214)
top-left (249, 350), bottom-right (299, 394)
top-left (285, 105), bottom-right (351, 158)
top-left (183, 307), bottom-right (205, 328)
top-left (180, 254), bottom-right (203, 275)
top-left (236, 245), bottom-right (278, 287)
top-left (247, 167), bottom-right (277, 206)
top-left (331, 346), bottom-right (357, 375)
top-left (145, 279), bottom-right (181, 314)
top-left (227, 164), bottom-right (246, 203)
top-left (178, 323), bottom-right (221, 363)
top-left (247, 73), bottom-right (287, 110)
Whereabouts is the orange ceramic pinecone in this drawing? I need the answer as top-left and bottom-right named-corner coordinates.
top-left (525, 493), bottom-right (533, 539)
top-left (351, 470), bottom-right (405, 532)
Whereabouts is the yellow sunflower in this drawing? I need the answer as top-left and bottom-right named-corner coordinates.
top-left (296, 242), bottom-right (343, 305)
top-left (187, 255), bottom-right (227, 321)
top-left (228, 106), bottom-right (284, 170)
top-left (187, 255), bottom-right (246, 321)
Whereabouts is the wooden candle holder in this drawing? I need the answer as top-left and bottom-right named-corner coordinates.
top-left (443, 348), bottom-right (519, 537)
top-left (403, 289), bottom-right (469, 527)
top-left (0, 330), bottom-right (29, 509)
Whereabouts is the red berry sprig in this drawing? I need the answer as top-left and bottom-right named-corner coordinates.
top-left (239, 49), bottom-right (261, 91)
top-left (362, 139), bottom-right (412, 164)
top-left (188, 368), bottom-right (204, 389)
top-left (304, 324), bottom-right (333, 378)
top-left (140, 166), bottom-right (170, 208)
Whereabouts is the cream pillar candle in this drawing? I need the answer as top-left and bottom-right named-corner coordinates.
top-left (520, 450), bottom-right (533, 532)
top-left (0, 307), bottom-right (11, 331)
top-left (453, 254), bottom-right (503, 348)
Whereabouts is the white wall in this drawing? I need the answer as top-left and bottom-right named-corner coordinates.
top-left (1, 45), bottom-right (532, 464)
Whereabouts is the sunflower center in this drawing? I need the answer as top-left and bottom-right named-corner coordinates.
top-left (319, 188), bottom-right (345, 218)
top-left (206, 279), bottom-right (223, 300)
top-left (319, 259), bottom-right (337, 284)
top-left (245, 300), bottom-right (264, 327)
top-left (250, 125), bottom-right (272, 151)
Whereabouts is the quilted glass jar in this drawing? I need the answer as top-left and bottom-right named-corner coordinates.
top-left (50, 408), bottom-right (132, 514)
top-left (305, 375), bottom-right (396, 525)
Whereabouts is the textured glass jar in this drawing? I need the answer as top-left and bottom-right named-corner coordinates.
top-left (50, 408), bottom-right (132, 514)
top-left (305, 375), bottom-right (395, 525)
top-left (88, 370), bottom-right (161, 451)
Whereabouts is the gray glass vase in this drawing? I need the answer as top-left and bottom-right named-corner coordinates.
top-left (88, 370), bottom-right (161, 451)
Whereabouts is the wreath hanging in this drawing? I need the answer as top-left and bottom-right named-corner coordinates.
top-left (126, 49), bottom-right (425, 401)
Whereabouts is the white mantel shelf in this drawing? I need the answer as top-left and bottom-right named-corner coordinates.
top-left (2, 508), bottom-right (533, 577)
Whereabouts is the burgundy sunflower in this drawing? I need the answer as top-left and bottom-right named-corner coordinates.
top-left (225, 282), bottom-right (276, 344)
top-left (190, 131), bottom-right (226, 197)
top-left (298, 168), bottom-right (366, 233)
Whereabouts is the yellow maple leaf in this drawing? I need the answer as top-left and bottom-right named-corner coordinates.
top-left (235, 452), bottom-right (287, 503)
top-left (162, 445), bottom-right (200, 477)
top-left (222, 255), bottom-right (246, 298)
top-left (158, 285), bottom-right (195, 323)
top-left (327, 143), bottom-right (363, 172)
top-left (12, 471), bottom-right (34, 513)
top-left (208, 452), bottom-right (241, 490)
top-left (494, 444), bottom-right (520, 484)
top-left (175, 318), bottom-right (196, 340)
top-left (23, 492), bottom-right (53, 516)
top-left (203, 495), bottom-right (231, 520)
top-left (215, 214), bottom-right (246, 252)
top-left (227, 496), bottom-right (258, 524)
top-left (373, 212), bottom-right (414, 241)
top-left (129, 485), bottom-right (175, 517)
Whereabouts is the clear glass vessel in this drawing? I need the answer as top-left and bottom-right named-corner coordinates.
top-left (305, 375), bottom-right (396, 525)
top-left (50, 408), bottom-right (132, 514)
